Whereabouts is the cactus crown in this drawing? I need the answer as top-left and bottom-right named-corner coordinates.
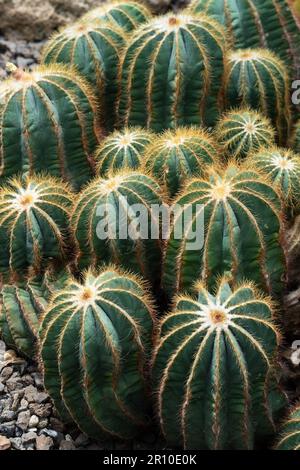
top-left (162, 161), bottom-right (285, 296)
top-left (224, 48), bottom-right (291, 145)
top-left (117, 12), bottom-right (227, 131)
top-left (152, 277), bottom-right (283, 449)
top-left (39, 266), bottom-right (155, 439)
top-left (95, 127), bottom-right (155, 176)
top-left (0, 175), bottom-right (74, 278)
top-left (82, 0), bottom-right (152, 32)
top-left (275, 405), bottom-right (300, 450)
top-left (144, 127), bottom-right (219, 197)
top-left (215, 108), bottom-right (275, 159)
top-left (247, 146), bottom-right (300, 205)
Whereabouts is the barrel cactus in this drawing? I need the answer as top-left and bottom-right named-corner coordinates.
top-left (152, 278), bottom-right (286, 449)
top-left (162, 163), bottom-right (285, 297)
top-left (42, 20), bottom-right (125, 130)
top-left (291, 120), bottom-right (300, 153)
top-left (117, 13), bottom-right (227, 131)
top-left (83, 1), bottom-right (152, 32)
top-left (275, 405), bottom-right (300, 450)
top-left (144, 127), bottom-right (218, 197)
top-left (0, 175), bottom-right (74, 280)
top-left (71, 171), bottom-right (163, 287)
top-left (215, 109), bottom-right (275, 160)
top-left (189, 0), bottom-right (300, 79)
top-left (247, 147), bottom-right (300, 206)
top-left (0, 64), bottom-right (99, 190)
top-left (39, 267), bottom-right (155, 439)
top-left (224, 49), bottom-right (291, 145)
top-left (0, 269), bottom-right (69, 359)
top-left (95, 127), bottom-right (154, 176)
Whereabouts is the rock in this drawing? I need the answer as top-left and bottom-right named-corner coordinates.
top-left (40, 428), bottom-right (57, 439)
top-left (11, 392), bottom-right (23, 411)
top-left (16, 410), bottom-right (30, 431)
top-left (21, 430), bottom-right (37, 445)
top-left (0, 383), bottom-right (4, 393)
top-left (29, 415), bottom-right (39, 428)
top-left (10, 437), bottom-right (23, 450)
top-left (0, 410), bottom-right (16, 423)
top-left (24, 386), bottom-right (48, 404)
top-left (0, 435), bottom-right (11, 451)
top-left (59, 440), bottom-right (76, 450)
top-left (37, 419), bottom-right (48, 429)
top-left (3, 350), bottom-right (17, 362)
top-left (36, 434), bottom-right (53, 450)
top-left (0, 422), bottom-right (15, 438)
top-left (28, 403), bottom-right (52, 418)
top-left (32, 373), bottom-right (43, 390)
top-left (18, 398), bottom-right (28, 412)
top-left (74, 432), bottom-right (89, 447)
top-left (22, 375), bottom-right (34, 386)
top-left (6, 376), bottom-right (24, 391)
top-left (0, 367), bottom-right (13, 381)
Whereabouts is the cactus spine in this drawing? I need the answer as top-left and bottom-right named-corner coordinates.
top-left (83, 1), bottom-right (152, 32)
top-left (0, 64), bottom-right (99, 190)
top-left (39, 267), bottom-right (155, 439)
top-left (144, 127), bottom-right (218, 198)
top-left (215, 109), bottom-right (275, 159)
top-left (71, 171), bottom-right (163, 287)
top-left (275, 405), bottom-right (300, 450)
top-left (224, 49), bottom-right (291, 145)
top-left (291, 120), bottom-right (300, 153)
top-left (95, 127), bottom-right (155, 176)
top-left (162, 163), bottom-right (285, 297)
top-left (152, 278), bottom-right (286, 449)
top-left (0, 175), bottom-right (74, 280)
top-left (190, 0), bottom-right (300, 79)
top-left (0, 269), bottom-right (69, 358)
top-left (247, 147), bottom-right (300, 206)
top-left (117, 13), bottom-right (227, 131)
top-left (42, 21), bottom-right (125, 130)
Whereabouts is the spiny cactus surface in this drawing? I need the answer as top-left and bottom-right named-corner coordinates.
top-left (215, 109), bottom-right (275, 160)
top-left (275, 405), bottom-right (300, 450)
top-left (224, 49), bottom-right (291, 145)
top-left (42, 21), bottom-right (125, 130)
top-left (144, 127), bottom-right (218, 197)
top-left (83, 1), bottom-right (152, 32)
top-left (162, 163), bottom-right (285, 297)
top-left (0, 269), bottom-right (69, 358)
top-left (190, 0), bottom-right (300, 79)
top-left (71, 171), bottom-right (163, 287)
top-left (117, 13), bottom-right (227, 131)
top-left (0, 64), bottom-right (99, 190)
top-left (39, 267), bottom-right (155, 439)
top-left (95, 127), bottom-right (154, 176)
top-left (152, 278), bottom-right (286, 449)
top-left (0, 175), bottom-right (74, 280)
top-left (291, 120), bottom-right (300, 153)
top-left (247, 147), bottom-right (300, 206)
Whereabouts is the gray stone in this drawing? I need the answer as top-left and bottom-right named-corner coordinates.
top-left (0, 409), bottom-right (16, 423)
top-left (0, 421), bottom-right (15, 438)
top-left (10, 437), bottom-right (23, 450)
top-left (37, 419), bottom-right (48, 429)
top-left (17, 410), bottom-right (30, 431)
top-left (40, 428), bottom-right (57, 439)
top-left (32, 372), bottom-right (43, 389)
top-left (0, 367), bottom-right (13, 381)
top-left (6, 376), bottom-right (24, 391)
top-left (0, 382), bottom-right (5, 393)
top-left (22, 430), bottom-right (37, 445)
top-left (59, 440), bottom-right (76, 450)
top-left (19, 398), bottom-right (28, 411)
top-left (36, 434), bottom-right (53, 450)
top-left (29, 415), bottom-right (39, 428)
top-left (24, 385), bottom-right (48, 404)
top-left (28, 402), bottom-right (52, 418)
top-left (22, 374), bottom-right (34, 386)
top-left (11, 391), bottom-right (23, 411)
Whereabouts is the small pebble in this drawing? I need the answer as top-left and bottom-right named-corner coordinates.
top-left (0, 435), bottom-right (11, 451)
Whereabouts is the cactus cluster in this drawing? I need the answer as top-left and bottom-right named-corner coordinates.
top-left (1, 0), bottom-right (300, 452)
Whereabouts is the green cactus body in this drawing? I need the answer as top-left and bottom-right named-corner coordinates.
top-left (162, 163), bottom-right (285, 297)
top-left (42, 21), bottom-right (125, 130)
top-left (224, 49), bottom-right (291, 146)
top-left (190, 0), bottom-right (300, 79)
top-left (152, 278), bottom-right (285, 449)
top-left (291, 120), bottom-right (300, 153)
top-left (95, 127), bottom-right (154, 176)
top-left (144, 127), bottom-right (218, 198)
top-left (117, 13), bottom-right (227, 131)
top-left (215, 109), bottom-right (275, 159)
top-left (0, 64), bottom-right (99, 191)
top-left (39, 268), bottom-right (155, 439)
top-left (0, 176), bottom-right (74, 280)
top-left (275, 406), bottom-right (300, 450)
top-left (0, 269), bottom-right (69, 358)
top-left (71, 171), bottom-right (163, 287)
top-left (247, 147), bottom-right (300, 206)
top-left (83, 1), bottom-right (152, 32)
